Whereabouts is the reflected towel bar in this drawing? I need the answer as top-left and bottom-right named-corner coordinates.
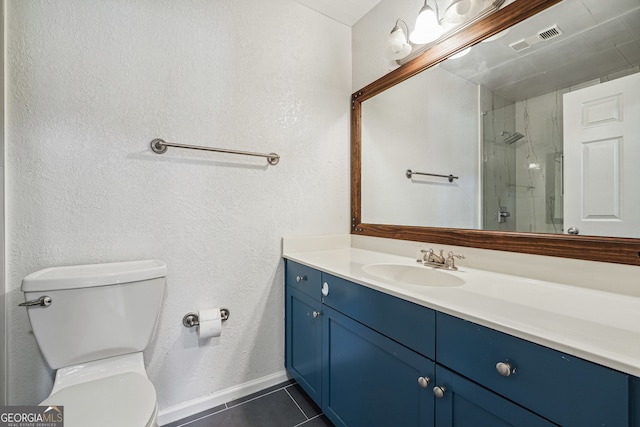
top-left (406, 169), bottom-right (458, 183)
top-left (150, 138), bottom-right (280, 165)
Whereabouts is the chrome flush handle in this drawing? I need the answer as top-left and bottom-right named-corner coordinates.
top-left (19, 296), bottom-right (52, 307)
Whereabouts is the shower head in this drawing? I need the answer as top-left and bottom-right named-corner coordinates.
top-left (500, 131), bottom-right (524, 145)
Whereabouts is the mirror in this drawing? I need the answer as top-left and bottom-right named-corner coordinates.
top-left (352, 0), bottom-right (640, 265)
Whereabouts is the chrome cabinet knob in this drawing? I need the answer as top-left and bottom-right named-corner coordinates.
top-left (433, 386), bottom-right (446, 399)
top-left (312, 311), bottom-right (321, 318)
top-left (296, 275), bottom-right (307, 283)
top-left (322, 282), bottom-right (330, 297)
top-left (496, 361), bottom-right (514, 377)
top-left (567, 227), bottom-right (580, 235)
top-left (417, 376), bottom-right (430, 389)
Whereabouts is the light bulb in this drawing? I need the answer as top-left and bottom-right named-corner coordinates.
top-left (409, 5), bottom-right (444, 45)
top-left (386, 27), bottom-right (412, 60)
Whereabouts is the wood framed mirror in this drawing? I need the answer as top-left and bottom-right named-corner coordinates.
top-left (351, 0), bottom-right (640, 266)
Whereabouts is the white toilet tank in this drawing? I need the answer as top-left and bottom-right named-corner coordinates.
top-left (21, 260), bottom-right (166, 369)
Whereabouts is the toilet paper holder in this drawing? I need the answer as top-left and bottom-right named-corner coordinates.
top-left (183, 308), bottom-right (230, 328)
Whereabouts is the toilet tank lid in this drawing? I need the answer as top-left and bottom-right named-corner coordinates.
top-left (22, 259), bottom-right (167, 292)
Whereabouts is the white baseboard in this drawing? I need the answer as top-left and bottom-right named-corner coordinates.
top-left (157, 370), bottom-right (291, 426)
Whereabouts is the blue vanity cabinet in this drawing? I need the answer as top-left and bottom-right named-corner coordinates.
top-left (321, 305), bottom-right (435, 427)
top-left (285, 262), bottom-right (323, 404)
top-left (437, 312), bottom-right (630, 426)
top-left (433, 365), bottom-right (557, 427)
top-left (284, 261), bottom-right (637, 426)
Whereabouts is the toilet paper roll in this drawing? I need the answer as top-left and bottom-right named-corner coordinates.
top-left (198, 308), bottom-right (222, 339)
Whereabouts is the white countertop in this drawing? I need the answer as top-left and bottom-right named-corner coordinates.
top-left (282, 235), bottom-right (640, 377)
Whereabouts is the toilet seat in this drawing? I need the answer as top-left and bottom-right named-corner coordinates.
top-left (41, 372), bottom-right (157, 427)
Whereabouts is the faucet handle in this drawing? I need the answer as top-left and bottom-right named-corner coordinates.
top-left (445, 251), bottom-right (465, 270)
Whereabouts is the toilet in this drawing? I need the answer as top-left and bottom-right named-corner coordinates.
top-left (20, 259), bottom-right (167, 427)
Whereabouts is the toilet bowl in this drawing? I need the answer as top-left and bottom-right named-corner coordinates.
top-left (41, 353), bottom-right (157, 427)
top-left (20, 260), bottom-right (166, 427)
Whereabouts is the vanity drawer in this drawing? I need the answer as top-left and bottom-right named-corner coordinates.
top-left (285, 261), bottom-right (322, 300)
top-left (321, 273), bottom-right (435, 359)
top-left (437, 313), bottom-right (629, 426)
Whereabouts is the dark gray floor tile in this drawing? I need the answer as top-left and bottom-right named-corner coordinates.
top-left (226, 379), bottom-right (295, 407)
top-left (188, 389), bottom-right (307, 427)
top-left (163, 404), bottom-right (226, 427)
top-left (297, 414), bottom-right (334, 427)
top-left (286, 384), bottom-right (322, 418)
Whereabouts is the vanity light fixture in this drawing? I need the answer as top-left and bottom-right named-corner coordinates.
top-left (395, 0), bottom-right (505, 65)
top-left (387, 19), bottom-right (413, 60)
top-left (410, 0), bottom-right (444, 45)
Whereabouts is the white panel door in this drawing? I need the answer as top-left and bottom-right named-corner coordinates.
top-left (563, 72), bottom-right (640, 237)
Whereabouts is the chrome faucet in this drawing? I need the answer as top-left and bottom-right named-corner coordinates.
top-left (419, 249), bottom-right (465, 271)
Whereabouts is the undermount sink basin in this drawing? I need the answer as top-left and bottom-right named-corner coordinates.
top-left (362, 263), bottom-right (465, 287)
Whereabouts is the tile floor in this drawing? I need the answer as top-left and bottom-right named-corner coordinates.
top-left (164, 380), bottom-right (334, 427)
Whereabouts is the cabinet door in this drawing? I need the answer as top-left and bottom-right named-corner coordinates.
top-left (322, 306), bottom-right (434, 427)
top-left (285, 285), bottom-right (322, 405)
top-left (434, 366), bottom-right (557, 427)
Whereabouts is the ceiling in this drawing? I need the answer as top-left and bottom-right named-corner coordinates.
top-left (439, 0), bottom-right (640, 101)
top-left (294, 0), bottom-right (383, 26)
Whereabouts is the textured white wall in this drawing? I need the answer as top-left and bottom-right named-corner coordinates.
top-left (6, 0), bottom-right (350, 410)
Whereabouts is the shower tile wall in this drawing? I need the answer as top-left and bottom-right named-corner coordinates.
top-left (514, 91), bottom-right (564, 234)
top-left (481, 87), bottom-right (517, 231)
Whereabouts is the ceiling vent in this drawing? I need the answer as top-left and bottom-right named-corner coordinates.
top-left (538, 26), bottom-right (563, 40)
top-left (509, 25), bottom-right (563, 52)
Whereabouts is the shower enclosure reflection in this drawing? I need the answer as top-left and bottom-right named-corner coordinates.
top-left (481, 89), bottom-right (564, 233)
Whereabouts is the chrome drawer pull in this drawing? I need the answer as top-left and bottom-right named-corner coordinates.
top-left (312, 311), bottom-right (321, 318)
top-left (496, 361), bottom-right (515, 377)
top-left (417, 376), bottom-right (431, 389)
top-left (433, 386), bottom-right (446, 399)
top-left (19, 296), bottom-right (52, 308)
top-left (296, 275), bottom-right (307, 283)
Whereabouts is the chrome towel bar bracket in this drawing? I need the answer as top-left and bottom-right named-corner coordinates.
top-left (183, 308), bottom-right (230, 328)
top-left (406, 169), bottom-right (459, 182)
top-left (151, 138), bottom-right (280, 165)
